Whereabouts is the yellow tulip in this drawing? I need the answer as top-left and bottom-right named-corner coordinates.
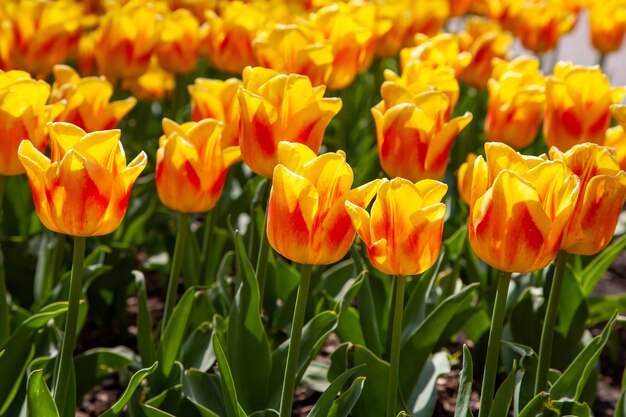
top-left (124, 58), bottom-right (176, 102)
top-left (253, 24), bottom-right (334, 87)
top-left (457, 152), bottom-right (478, 205)
top-left (468, 142), bottom-right (580, 273)
top-left (267, 142), bottom-right (380, 265)
top-left (400, 34), bottom-right (472, 79)
top-left (17, 122), bottom-right (147, 236)
top-left (515, 2), bottom-right (575, 53)
top-left (51, 65), bottom-right (136, 132)
top-left (550, 143), bottom-right (626, 255)
top-left (345, 177), bottom-right (447, 276)
top-left (485, 57), bottom-right (545, 149)
top-left (589, 0), bottom-right (626, 54)
top-left (189, 77), bottom-right (241, 149)
top-left (450, 0), bottom-right (472, 17)
top-left (237, 66), bottom-right (342, 178)
top-left (544, 61), bottom-right (625, 150)
top-left (0, 70), bottom-right (64, 176)
top-left (405, 0), bottom-right (450, 40)
top-left (156, 8), bottom-right (201, 74)
top-left (606, 104), bottom-right (626, 170)
top-left (156, 118), bottom-right (241, 213)
top-left (372, 83), bottom-right (472, 181)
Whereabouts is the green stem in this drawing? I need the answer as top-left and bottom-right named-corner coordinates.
top-left (478, 270), bottom-right (512, 417)
top-left (597, 52), bottom-right (607, 70)
top-left (53, 236), bottom-right (86, 416)
top-left (256, 187), bottom-right (271, 309)
top-left (200, 210), bottom-right (214, 286)
top-left (278, 264), bottom-right (313, 417)
top-left (0, 175), bottom-right (8, 345)
top-left (162, 213), bottom-right (189, 333)
top-left (386, 275), bottom-right (406, 417)
top-left (534, 251), bottom-right (568, 394)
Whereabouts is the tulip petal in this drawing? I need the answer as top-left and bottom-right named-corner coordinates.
top-left (277, 141), bottom-right (318, 174)
top-left (48, 122), bottom-right (87, 162)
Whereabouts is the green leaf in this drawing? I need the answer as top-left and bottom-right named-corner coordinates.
top-left (588, 294), bottom-right (626, 326)
top-left (269, 311), bottom-right (338, 407)
top-left (581, 234), bottom-right (626, 296)
top-left (616, 386), bottom-right (626, 417)
top-left (328, 376), bottom-right (366, 417)
top-left (27, 369), bottom-right (59, 417)
top-left (351, 248), bottom-right (384, 357)
top-left (488, 361), bottom-right (517, 417)
top-left (517, 393), bottom-right (550, 417)
top-left (182, 368), bottom-right (225, 417)
top-left (309, 365), bottom-right (364, 417)
top-left (140, 403), bottom-right (176, 417)
top-left (399, 284), bottom-right (478, 401)
top-left (100, 362), bottom-right (158, 417)
top-left (134, 270), bottom-right (157, 369)
top-left (157, 287), bottom-right (195, 378)
top-left (248, 410), bottom-right (279, 417)
top-left (74, 346), bottom-right (137, 399)
top-left (407, 352), bottom-right (451, 417)
top-left (550, 312), bottom-right (618, 401)
top-left (212, 333), bottom-right (247, 417)
top-left (455, 345), bottom-right (473, 417)
top-left (0, 302), bottom-right (68, 414)
top-left (181, 322), bottom-right (215, 372)
top-left (228, 230), bottom-right (272, 413)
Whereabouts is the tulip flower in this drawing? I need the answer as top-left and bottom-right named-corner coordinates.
top-left (372, 83), bottom-right (472, 181)
top-left (253, 24), bottom-right (334, 87)
top-left (606, 104), bottom-right (626, 170)
top-left (94, 1), bottom-right (163, 82)
top-left (544, 62), bottom-right (625, 150)
top-left (468, 142), bottom-right (579, 273)
top-left (267, 142), bottom-right (380, 265)
top-left (383, 62), bottom-right (460, 112)
top-left (269, 142), bottom-right (380, 417)
top-left (237, 66), bottom-right (342, 178)
top-left (125, 58), bottom-right (176, 102)
top-left (17, 122), bottom-right (147, 236)
top-left (156, 118), bottom-right (241, 214)
top-left (156, 8), bottom-right (201, 74)
top-left (345, 177), bottom-right (446, 276)
top-left (457, 152), bottom-right (478, 205)
top-left (400, 34), bottom-right (472, 78)
top-left (0, 70), bottom-right (64, 176)
top-left (550, 144), bottom-right (626, 255)
top-left (405, 0), bottom-right (450, 40)
top-left (373, 0), bottom-right (414, 58)
top-left (458, 17), bottom-right (513, 89)
top-left (200, 2), bottom-right (266, 74)
top-left (0, 0), bottom-right (83, 77)
top-left (485, 57), bottom-right (545, 149)
top-left (485, 0), bottom-right (522, 32)
top-left (450, 0), bottom-right (471, 17)
top-left (189, 77), bottom-right (242, 149)
top-left (515, 2), bottom-right (575, 53)
top-left (51, 65), bottom-right (136, 132)
top-left (345, 176), bottom-right (446, 417)
top-left (589, 0), bottom-right (626, 54)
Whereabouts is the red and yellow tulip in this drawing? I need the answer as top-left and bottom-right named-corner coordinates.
top-left (267, 142), bottom-right (380, 265)
top-left (606, 104), bottom-right (626, 170)
top-left (156, 118), bottom-right (241, 213)
top-left (457, 152), bottom-right (478, 205)
top-left (17, 122), bottom-right (147, 236)
top-left (515, 2), bottom-right (575, 53)
top-left (237, 66), bottom-right (342, 178)
top-left (156, 8), bottom-right (201, 74)
top-left (589, 0), bottom-right (626, 54)
top-left (468, 142), bottom-right (580, 273)
top-left (345, 177), bottom-right (447, 276)
top-left (400, 34), bottom-right (472, 79)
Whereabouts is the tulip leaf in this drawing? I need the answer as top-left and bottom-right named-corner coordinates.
top-left (157, 287), bottom-right (195, 379)
top-left (487, 361), bottom-right (517, 417)
top-left (517, 392), bottom-right (551, 417)
top-left (100, 362), bottom-right (158, 417)
top-left (212, 333), bottom-right (247, 417)
top-left (0, 301), bottom-right (68, 415)
top-left (248, 411), bottom-right (280, 417)
top-left (399, 283), bottom-right (478, 401)
top-left (269, 310), bottom-right (338, 408)
top-left (616, 386), bottom-right (626, 417)
top-left (134, 270), bottom-right (157, 369)
top-left (407, 352), bottom-right (451, 417)
top-left (328, 376), bottom-right (366, 417)
top-left (588, 294), bottom-right (626, 326)
top-left (581, 233), bottom-right (626, 297)
top-left (182, 367), bottom-right (225, 417)
top-left (183, 222), bottom-right (202, 288)
top-left (550, 312), bottom-right (618, 401)
top-left (140, 403), bottom-right (176, 417)
top-left (228, 230), bottom-right (272, 413)
top-left (455, 345), bottom-right (474, 417)
top-left (308, 365), bottom-right (364, 417)
top-left (74, 346), bottom-right (137, 399)
top-left (27, 369), bottom-right (59, 417)
top-left (181, 321), bottom-right (215, 372)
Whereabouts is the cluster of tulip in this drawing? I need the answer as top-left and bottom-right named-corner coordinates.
top-left (0, 0), bottom-right (626, 417)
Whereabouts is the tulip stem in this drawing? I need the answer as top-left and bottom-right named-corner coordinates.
top-left (597, 53), bottom-right (607, 70)
top-left (386, 274), bottom-right (406, 417)
top-left (478, 270), bottom-right (512, 417)
top-left (162, 213), bottom-right (189, 333)
top-left (200, 210), bottom-right (214, 286)
top-left (53, 236), bottom-right (86, 417)
top-left (278, 263), bottom-right (313, 417)
top-left (534, 250), bottom-right (568, 394)
top-left (0, 175), bottom-right (8, 345)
